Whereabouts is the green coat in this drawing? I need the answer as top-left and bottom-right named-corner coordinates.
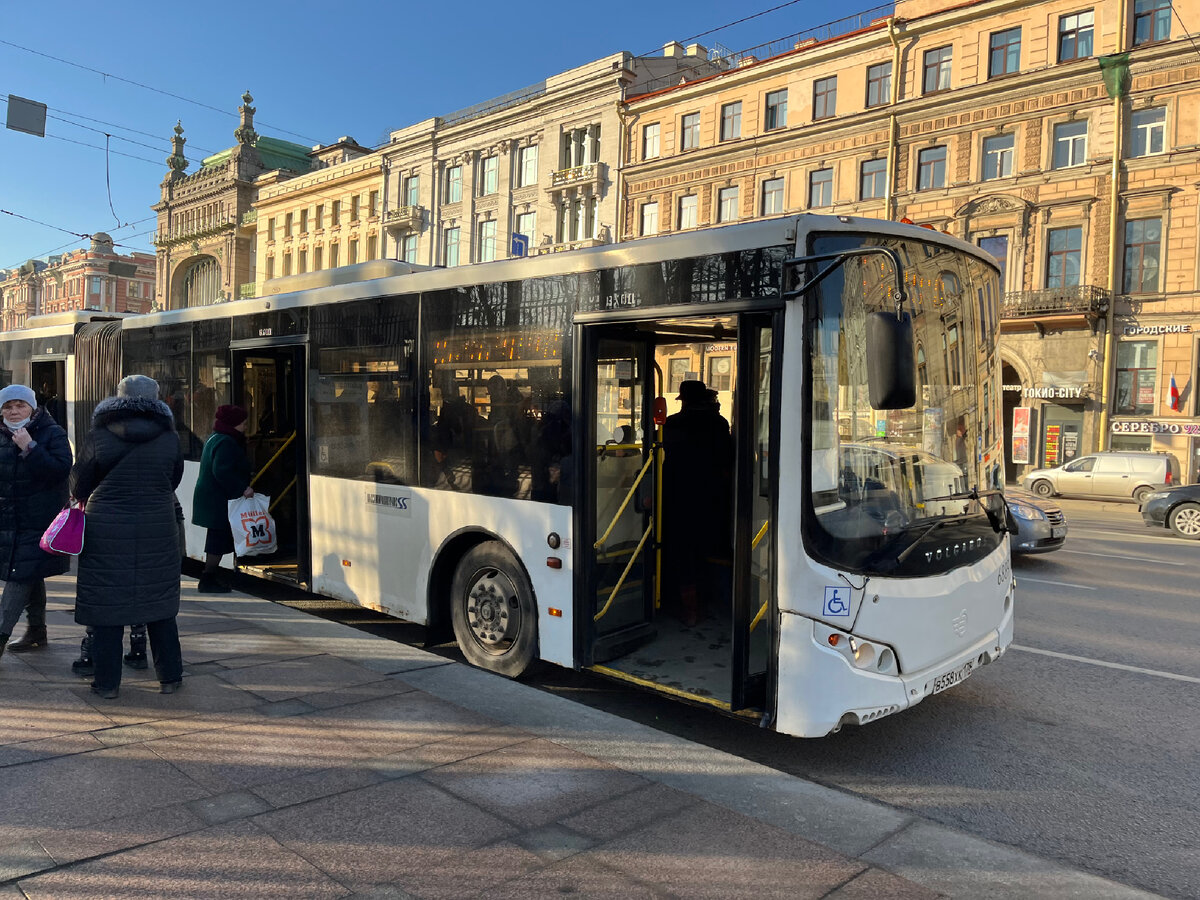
top-left (191, 432), bottom-right (251, 529)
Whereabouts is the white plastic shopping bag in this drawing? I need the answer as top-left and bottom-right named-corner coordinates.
top-left (227, 492), bottom-right (277, 557)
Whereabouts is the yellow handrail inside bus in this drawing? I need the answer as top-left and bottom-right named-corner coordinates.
top-left (751, 519), bottom-right (769, 550)
top-left (593, 451), bottom-right (653, 550)
top-left (594, 522), bottom-right (653, 621)
top-left (268, 477), bottom-right (296, 515)
top-left (250, 431), bottom-right (297, 489)
top-left (749, 520), bottom-right (770, 631)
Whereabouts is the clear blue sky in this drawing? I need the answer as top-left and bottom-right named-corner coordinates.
top-left (0, 0), bottom-right (873, 271)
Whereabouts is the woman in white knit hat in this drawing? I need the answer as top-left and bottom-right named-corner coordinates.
top-left (0, 383), bottom-right (72, 663)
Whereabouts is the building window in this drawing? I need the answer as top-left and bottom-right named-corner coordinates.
top-left (988, 27), bottom-right (1021, 78)
top-left (315, 205), bottom-right (324, 229)
top-left (314, 245), bottom-right (323, 270)
top-left (284, 212), bottom-right (294, 236)
top-left (1116, 341), bottom-right (1157, 414)
top-left (366, 235), bottom-right (377, 261)
top-left (640, 202), bottom-right (659, 236)
top-left (517, 145), bottom-right (538, 187)
top-left (860, 158), bottom-right (887, 199)
top-left (267, 217), bottom-right (276, 241)
top-left (299, 208), bottom-right (308, 233)
top-left (329, 243), bottom-right (339, 268)
top-left (282, 255), bottom-right (292, 277)
top-left (678, 194), bottom-right (698, 229)
top-left (348, 239), bottom-right (358, 265)
top-left (1131, 107), bottom-right (1166, 157)
top-left (401, 234), bottom-right (418, 264)
top-left (813, 76), bottom-right (837, 120)
top-left (764, 90), bottom-right (788, 130)
top-left (1124, 218), bottom-right (1162, 293)
top-left (478, 219), bottom-right (496, 262)
top-left (266, 257), bottom-right (274, 280)
top-left (444, 165), bottom-right (462, 204)
top-left (808, 168), bottom-right (832, 207)
top-left (717, 186), bottom-right (739, 223)
top-left (298, 249), bottom-right (307, 274)
top-left (761, 178), bottom-right (785, 215)
top-left (369, 191), bottom-right (379, 217)
top-left (350, 196), bottom-right (360, 222)
top-left (332, 200), bottom-right (341, 226)
top-left (1052, 120), bottom-right (1088, 168)
top-left (866, 62), bottom-right (892, 107)
top-left (917, 146), bottom-right (947, 190)
top-left (982, 134), bottom-right (1015, 180)
top-left (720, 102), bottom-right (742, 141)
top-left (642, 123), bottom-right (660, 159)
top-left (515, 211), bottom-right (536, 243)
top-left (443, 227), bottom-right (460, 267)
top-left (707, 356), bottom-right (733, 392)
top-left (1046, 226), bottom-right (1082, 287)
top-left (923, 46), bottom-right (953, 94)
top-left (404, 176), bottom-right (420, 207)
top-left (1058, 10), bottom-right (1094, 62)
top-left (668, 358), bottom-right (690, 393)
top-left (1133, 0), bottom-right (1171, 45)
top-left (89, 276), bottom-right (102, 294)
top-left (681, 113), bottom-right (700, 151)
top-left (478, 156), bottom-right (499, 196)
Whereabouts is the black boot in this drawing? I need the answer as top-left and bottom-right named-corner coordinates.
top-left (7, 624), bottom-right (48, 653)
top-left (196, 573), bottom-right (232, 593)
top-left (0, 634), bottom-right (8, 661)
top-left (124, 624), bottom-right (148, 669)
top-left (71, 629), bottom-right (95, 678)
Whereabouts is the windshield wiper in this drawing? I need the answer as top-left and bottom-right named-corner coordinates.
top-left (921, 485), bottom-right (1012, 534)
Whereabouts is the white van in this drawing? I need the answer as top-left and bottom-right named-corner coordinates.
top-left (1022, 451), bottom-right (1181, 503)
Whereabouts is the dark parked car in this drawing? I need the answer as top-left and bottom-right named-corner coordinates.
top-left (1140, 484), bottom-right (1200, 539)
top-left (1007, 488), bottom-right (1067, 554)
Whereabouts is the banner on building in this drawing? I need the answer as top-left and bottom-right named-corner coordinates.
top-left (1012, 406), bottom-right (1031, 465)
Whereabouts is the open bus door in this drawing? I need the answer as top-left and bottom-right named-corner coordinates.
top-left (581, 312), bottom-right (777, 716)
top-left (231, 345), bottom-right (310, 588)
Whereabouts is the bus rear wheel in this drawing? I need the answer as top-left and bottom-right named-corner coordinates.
top-left (450, 542), bottom-right (538, 678)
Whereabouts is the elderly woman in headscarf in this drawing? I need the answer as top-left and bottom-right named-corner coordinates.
top-left (70, 375), bottom-right (184, 699)
top-left (0, 384), bottom-right (71, 664)
top-left (191, 404), bottom-right (253, 593)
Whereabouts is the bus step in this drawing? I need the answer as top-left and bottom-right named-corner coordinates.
top-left (591, 621), bottom-right (656, 664)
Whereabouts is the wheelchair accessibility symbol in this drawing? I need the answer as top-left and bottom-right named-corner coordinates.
top-left (823, 586), bottom-right (851, 617)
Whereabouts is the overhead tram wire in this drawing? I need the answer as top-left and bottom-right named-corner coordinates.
top-left (0, 37), bottom-right (320, 145)
top-left (1, 214), bottom-right (158, 271)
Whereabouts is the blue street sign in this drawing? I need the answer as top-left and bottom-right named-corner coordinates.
top-left (511, 232), bottom-right (529, 258)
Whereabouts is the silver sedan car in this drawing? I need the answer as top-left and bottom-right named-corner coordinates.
top-left (1007, 487), bottom-right (1068, 554)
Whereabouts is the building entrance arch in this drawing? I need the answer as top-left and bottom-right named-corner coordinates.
top-left (171, 255), bottom-right (222, 309)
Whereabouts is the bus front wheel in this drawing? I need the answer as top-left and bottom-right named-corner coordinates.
top-left (450, 542), bottom-right (539, 678)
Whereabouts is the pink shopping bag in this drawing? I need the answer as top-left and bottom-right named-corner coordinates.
top-left (40, 503), bottom-right (85, 556)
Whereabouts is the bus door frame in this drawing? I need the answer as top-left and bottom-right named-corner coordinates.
top-left (229, 337), bottom-right (311, 588)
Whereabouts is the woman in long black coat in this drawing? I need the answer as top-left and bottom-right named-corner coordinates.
top-left (71, 375), bottom-right (184, 699)
top-left (0, 384), bottom-right (71, 662)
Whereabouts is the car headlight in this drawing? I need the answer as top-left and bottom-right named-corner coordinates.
top-left (1143, 491), bottom-right (1168, 502)
top-left (1008, 502), bottom-right (1044, 521)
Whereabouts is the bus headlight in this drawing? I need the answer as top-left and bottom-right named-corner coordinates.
top-left (815, 623), bottom-right (899, 675)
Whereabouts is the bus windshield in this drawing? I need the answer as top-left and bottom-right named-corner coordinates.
top-left (805, 232), bottom-right (1004, 575)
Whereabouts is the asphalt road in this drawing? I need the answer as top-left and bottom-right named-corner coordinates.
top-left (248, 497), bottom-right (1199, 900)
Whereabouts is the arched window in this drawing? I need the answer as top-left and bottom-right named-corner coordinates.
top-left (182, 257), bottom-right (221, 308)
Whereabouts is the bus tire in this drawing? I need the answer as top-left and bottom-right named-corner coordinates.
top-left (450, 541), bottom-right (539, 678)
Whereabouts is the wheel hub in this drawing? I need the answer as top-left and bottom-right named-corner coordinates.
top-left (465, 567), bottom-right (519, 652)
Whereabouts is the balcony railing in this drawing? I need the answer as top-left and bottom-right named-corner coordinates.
top-left (153, 214), bottom-right (239, 248)
top-left (384, 205), bottom-right (424, 232)
top-left (239, 282), bottom-right (256, 299)
top-left (240, 209), bottom-right (258, 227)
top-left (549, 162), bottom-right (607, 190)
top-left (1001, 284), bottom-right (1109, 319)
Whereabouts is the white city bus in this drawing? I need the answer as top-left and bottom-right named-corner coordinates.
top-left (24, 215), bottom-right (1014, 737)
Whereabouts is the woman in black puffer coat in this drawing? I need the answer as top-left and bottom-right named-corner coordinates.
top-left (71, 375), bottom-right (184, 699)
top-left (0, 384), bottom-right (71, 663)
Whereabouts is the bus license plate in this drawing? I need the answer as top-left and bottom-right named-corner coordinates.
top-left (932, 660), bottom-right (974, 694)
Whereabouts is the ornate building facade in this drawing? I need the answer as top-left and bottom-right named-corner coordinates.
top-left (619, 0), bottom-right (1200, 481)
top-left (0, 233), bottom-right (154, 331)
top-left (152, 93), bottom-right (312, 308)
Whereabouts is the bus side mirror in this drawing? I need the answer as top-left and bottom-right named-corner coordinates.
top-left (866, 311), bottom-right (916, 410)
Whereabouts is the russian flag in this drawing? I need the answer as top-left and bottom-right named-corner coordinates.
top-left (1169, 373), bottom-right (1180, 411)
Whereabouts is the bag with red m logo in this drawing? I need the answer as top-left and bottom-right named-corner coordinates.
top-left (227, 492), bottom-right (277, 557)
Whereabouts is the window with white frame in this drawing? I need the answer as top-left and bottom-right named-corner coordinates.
top-left (808, 169), bottom-right (832, 207)
top-left (479, 155), bottom-right (499, 196)
top-left (717, 186), bottom-right (739, 222)
top-left (404, 175), bottom-right (420, 207)
top-left (681, 113), bottom-right (700, 151)
top-left (720, 102), bottom-right (742, 141)
top-left (518, 145), bottom-right (538, 187)
top-left (860, 158), bottom-right (887, 199)
top-left (1045, 226), bottom-right (1082, 287)
top-left (764, 90), bottom-right (788, 130)
top-left (401, 234), bottom-right (418, 264)
top-left (917, 146), bottom-right (947, 190)
top-left (982, 134), bottom-right (1014, 180)
top-left (640, 202), bottom-right (659, 236)
top-left (515, 211), bottom-right (536, 244)
top-left (444, 226), bottom-right (460, 266)
top-left (678, 194), bottom-right (698, 229)
top-left (478, 219), bottom-right (497, 262)
top-left (1130, 107), bottom-right (1166, 157)
top-left (762, 178), bottom-right (785, 215)
top-left (444, 165), bottom-right (462, 203)
top-left (642, 123), bottom-right (660, 159)
top-left (1124, 218), bottom-right (1162, 293)
top-left (813, 76), bottom-right (837, 119)
top-left (1058, 10), bottom-right (1094, 62)
top-left (1052, 120), bottom-right (1087, 168)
